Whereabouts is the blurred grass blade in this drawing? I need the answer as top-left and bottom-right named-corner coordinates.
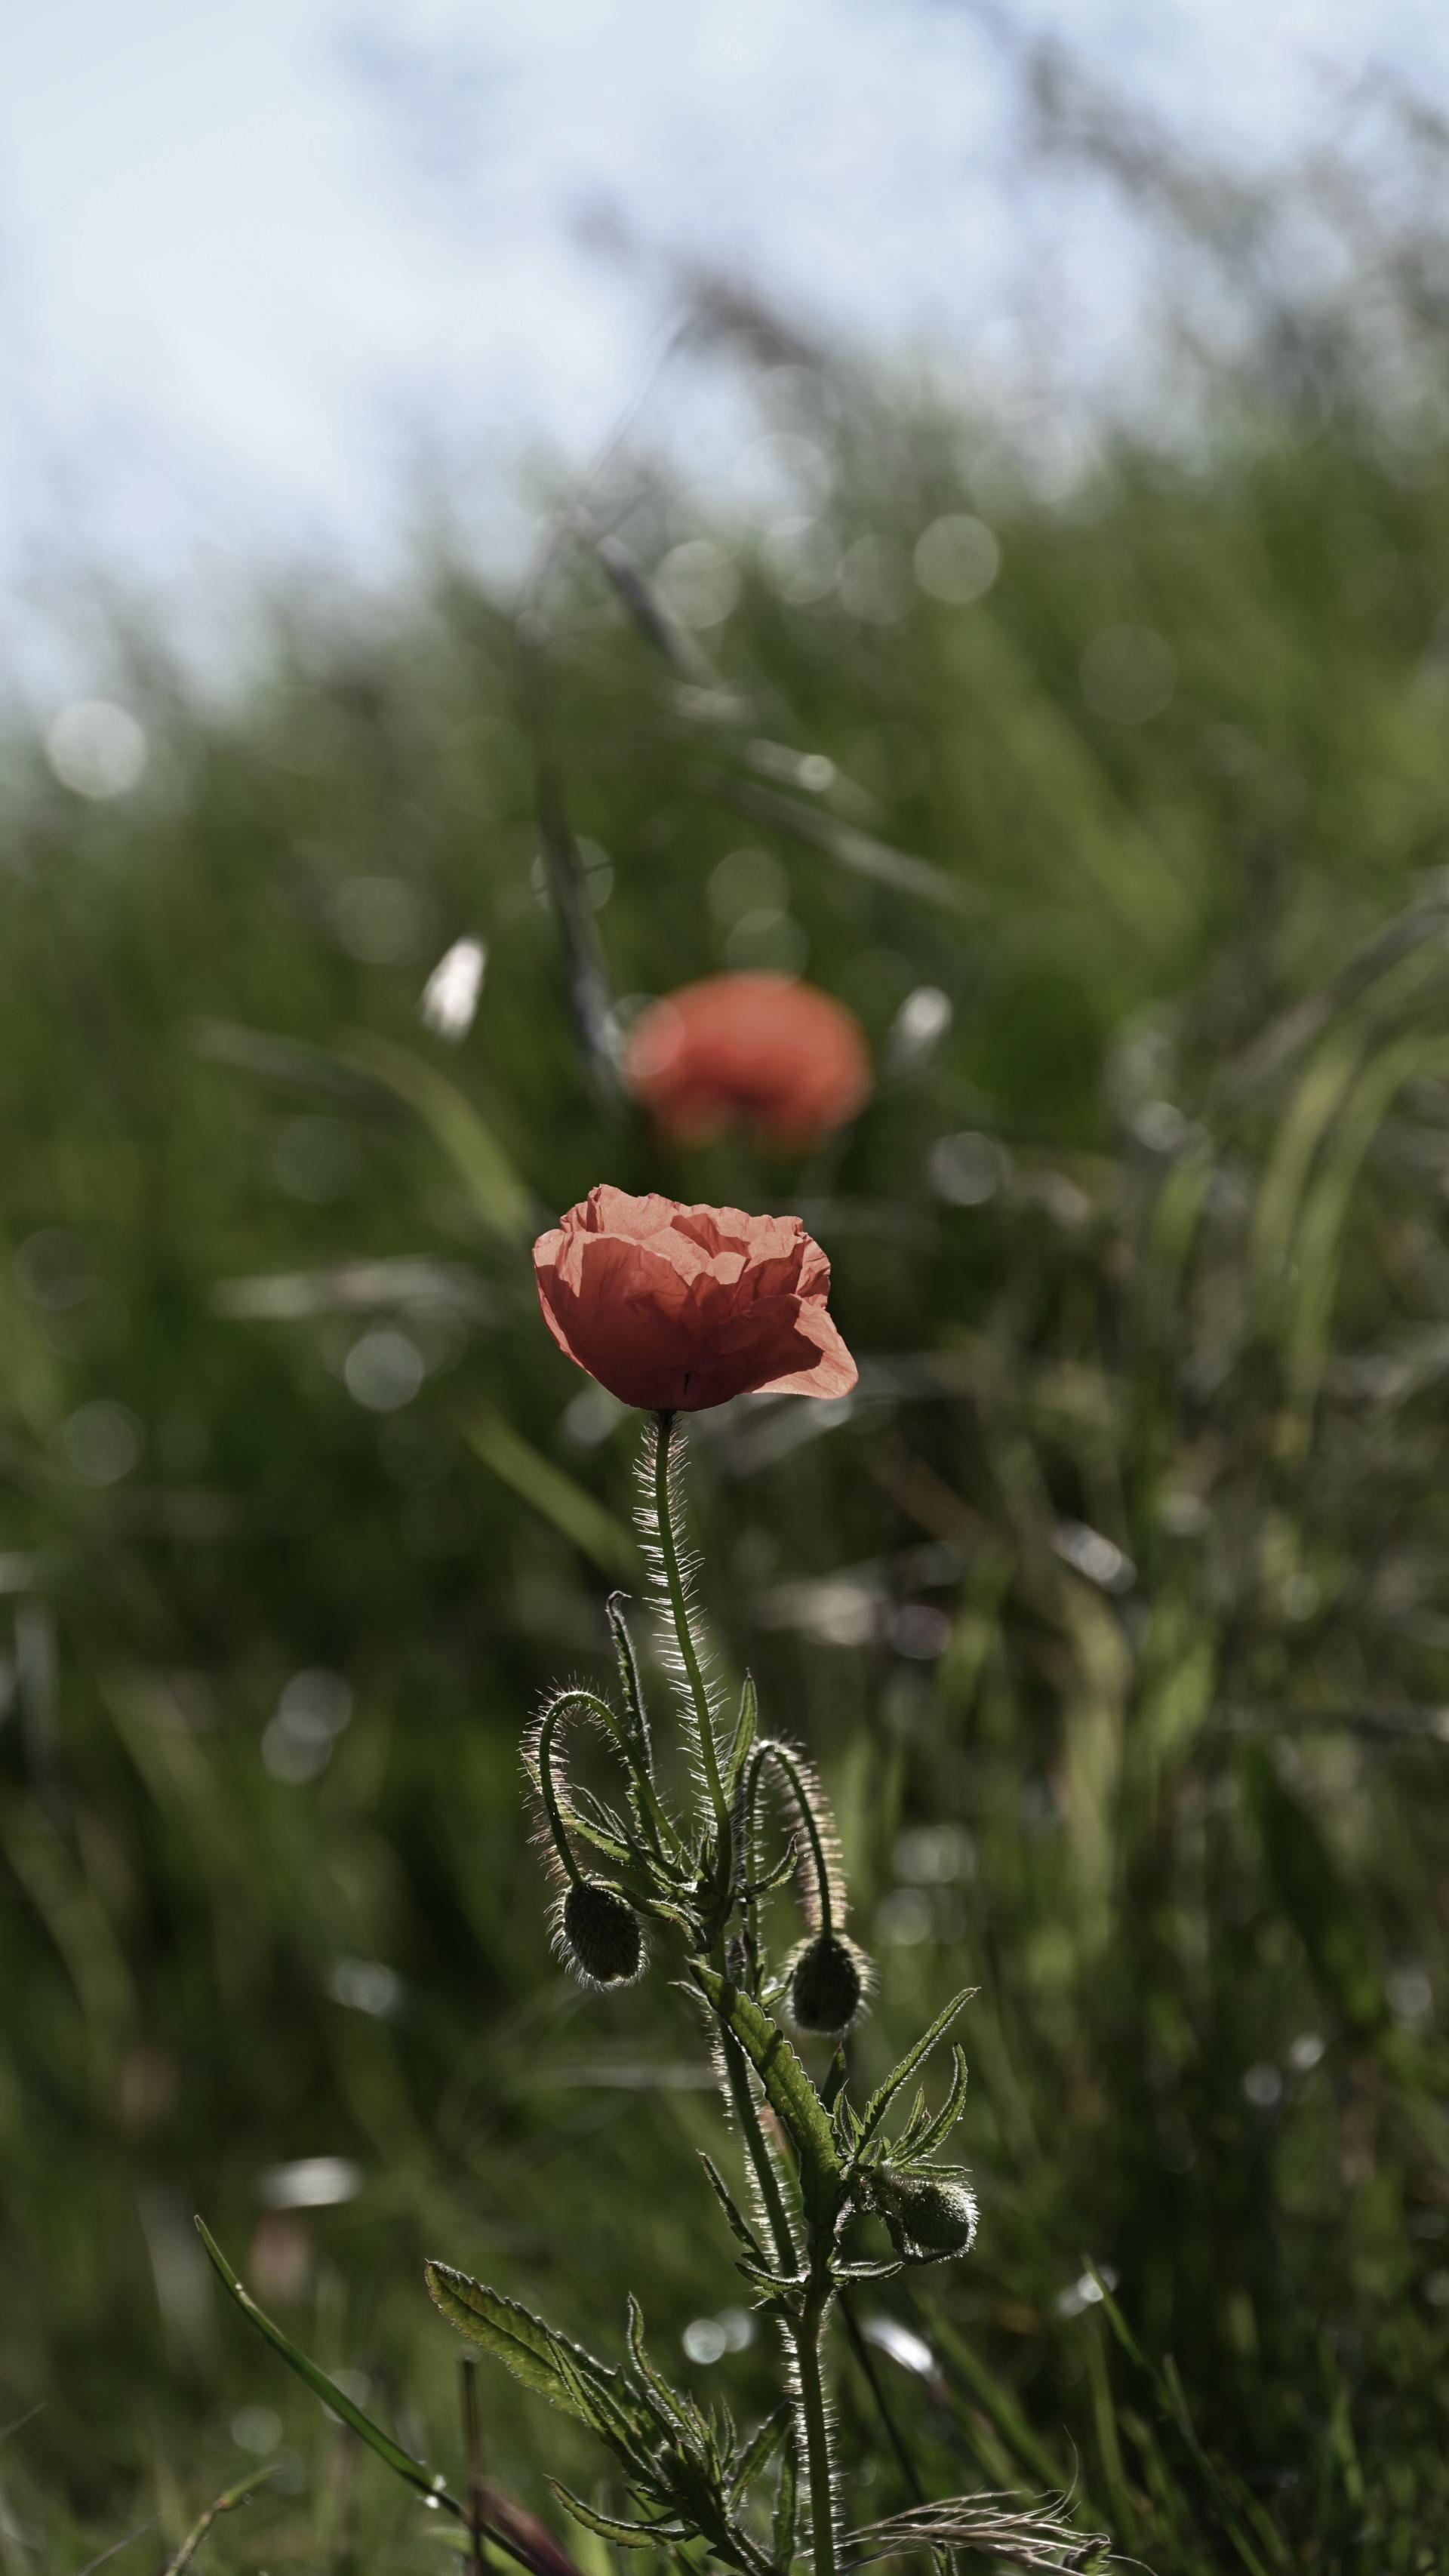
top-left (1089, 2270), bottom-right (1287, 2571)
top-left (594, 534), bottom-right (716, 685)
top-left (195, 2220), bottom-right (460, 2515)
top-left (342, 1033), bottom-right (535, 1245)
top-left (192, 1017), bottom-right (395, 1109)
top-left (1244, 1752), bottom-right (1385, 2041)
top-left (535, 776), bottom-right (625, 1113)
top-left (712, 772), bottom-right (970, 914)
top-left (459, 1402), bottom-right (638, 1578)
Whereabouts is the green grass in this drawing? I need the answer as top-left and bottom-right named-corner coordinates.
top-left (4, 354), bottom-right (1449, 2573)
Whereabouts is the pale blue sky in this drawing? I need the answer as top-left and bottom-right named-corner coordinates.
top-left (2, 1), bottom-right (1446, 691)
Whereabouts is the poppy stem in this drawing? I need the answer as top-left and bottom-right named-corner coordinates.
top-left (652, 1412), bottom-right (731, 1847)
top-left (747, 1739), bottom-right (835, 1940)
top-left (792, 2278), bottom-right (839, 2576)
top-left (534, 1703), bottom-right (583, 1888)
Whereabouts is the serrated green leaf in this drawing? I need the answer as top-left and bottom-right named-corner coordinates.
top-left (546, 2347), bottom-right (654, 2476)
top-left (699, 2153), bottom-right (767, 2264)
top-left (549, 2484), bottom-right (687, 2549)
top-left (425, 2262), bottom-right (620, 2428)
top-left (857, 1988), bottom-right (977, 2148)
top-left (198, 2221), bottom-right (457, 2512)
top-left (569, 1784), bottom-right (633, 1841)
top-left (896, 2086), bottom-right (930, 2151)
top-left (831, 2088), bottom-right (862, 2155)
top-left (729, 2402), bottom-right (792, 2501)
top-left (744, 1836), bottom-right (798, 1902)
top-left (735, 2258), bottom-right (794, 2301)
top-left (626, 2295), bottom-right (704, 2451)
top-left (903, 2047), bottom-right (969, 2165)
top-left (607, 1593), bottom-right (650, 1743)
top-left (725, 1674), bottom-right (758, 1796)
top-left (692, 1965), bottom-right (840, 2224)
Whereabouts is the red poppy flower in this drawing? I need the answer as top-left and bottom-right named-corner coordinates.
top-left (533, 1185), bottom-right (857, 1412)
top-left (623, 973), bottom-right (870, 1150)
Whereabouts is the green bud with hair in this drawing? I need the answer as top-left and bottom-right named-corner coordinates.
top-left (786, 1931), bottom-right (871, 2036)
top-left (868, 2168), bottom-right (977, 2263)
top-left (558, 1879), bottom-right (645, 1990)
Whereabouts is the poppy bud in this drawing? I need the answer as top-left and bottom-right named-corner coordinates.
top-left (786, 1931), bottom-right (870, 2035)
top-left (558, 1879), bottom-right (645, 1989)
top-left (869, 2169), bottom-right (978, 2261)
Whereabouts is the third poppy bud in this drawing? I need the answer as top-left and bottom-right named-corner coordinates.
top-left (623, 972), bottom-right (871, 1151)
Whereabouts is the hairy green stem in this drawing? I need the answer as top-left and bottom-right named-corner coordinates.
top-left (535, 1703), bottom-right (583, 1887)
top-left (537, 1688), bottom-right (688, 1886)
top-left (750, 1740), bottom-right (835, 1938)
top-left (709, 1959), bottom-right (798, 2279)
top-left (792, 2282), bottom-right (838, 2576)
top-left (654, 1412), bottom-right (730, 1842)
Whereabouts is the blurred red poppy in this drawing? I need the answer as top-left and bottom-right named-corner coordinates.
top-left (533, 1185), bottom-right (857, 1412)
top-left (623, 973), bottom-right (870, 1149)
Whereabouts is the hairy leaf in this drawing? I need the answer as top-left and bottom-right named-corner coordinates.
top-left (550, 2485), bottom-right (688, 2550)
top-left (700, 2153), bottom-right (767, 2264)
top-left (425, 2262), bottom-right (620, 2430)
top-left (626, 2295), bottom-right (707, 2452)
top-left (730, 2401), bottom-right (792, 2501)
top-left (725, 1674), bottom-right (758, 1796)
top-left (857, 1988), bottom-right (977, 2148)
top-left (912, 2046), bottom-right (970, 2159)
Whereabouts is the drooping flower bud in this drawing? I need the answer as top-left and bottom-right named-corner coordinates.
top-left (786, 1931), bottom-right (871, 2036)
top-left (869, 2168), bottom-right (978, 2262)
top-left (558, 1879), bottom-right (645, 1989)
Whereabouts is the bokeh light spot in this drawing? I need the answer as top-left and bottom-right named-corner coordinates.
top-left (46, 700), bottom-right (148, 799)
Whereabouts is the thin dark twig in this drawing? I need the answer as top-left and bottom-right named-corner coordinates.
top-left (461, 2356), bottom-right (485, 2576)
top-left (68, 2522), bottom-right (158, 2576)
top-left (838, 2293), bottom-right (927, 2506)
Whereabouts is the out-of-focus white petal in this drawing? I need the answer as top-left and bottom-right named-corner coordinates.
top-left (420, 936), bottom-right (486, 1040)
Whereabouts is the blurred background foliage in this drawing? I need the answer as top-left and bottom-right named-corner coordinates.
top-left (7, 62), bottom-right (1449, 2576)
